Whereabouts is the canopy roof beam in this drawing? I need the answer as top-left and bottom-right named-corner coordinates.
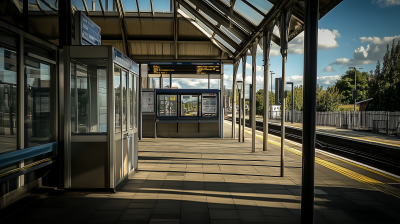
top-left (187, 0), bottom-right (249, 41)
top-left (180, 0), bottom-right (240, 49)
top-left (115, 0), bottom-right (130, 56)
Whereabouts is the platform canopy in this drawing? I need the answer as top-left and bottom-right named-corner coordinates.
top-left (0, 0), bottom-right (342, 63)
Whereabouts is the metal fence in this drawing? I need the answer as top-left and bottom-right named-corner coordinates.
top-left (268, 111), bottom-right (400, 135)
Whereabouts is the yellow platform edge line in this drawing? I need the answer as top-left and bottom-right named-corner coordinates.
top-left (226, 121), bottom-right (400, 199)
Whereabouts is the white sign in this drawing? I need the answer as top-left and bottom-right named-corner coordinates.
top-left (202, 94), bottom-right (217, 114)
top-left (142, 92), bottom-right (154, 113)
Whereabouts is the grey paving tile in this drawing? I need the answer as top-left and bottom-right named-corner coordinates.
top-left (209, 209), bottom-right (240, 220)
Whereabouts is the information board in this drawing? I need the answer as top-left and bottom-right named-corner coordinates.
top-left (148, 62), bottom-right (221, 75)
top-left (112, 48), bottom-right (139, 73)
top-left (142, 92), bottom-right (154, 113)
top-left (81, 12), bottom-right (101, 46)
top-left (202, 93), bottom-right (217, 116)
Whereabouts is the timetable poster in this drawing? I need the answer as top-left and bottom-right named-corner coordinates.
top-left (142, 92), bottom-right (154, 113)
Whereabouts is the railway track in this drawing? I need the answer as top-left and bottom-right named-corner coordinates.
top-left (230, 118), bottom-right (400, 176)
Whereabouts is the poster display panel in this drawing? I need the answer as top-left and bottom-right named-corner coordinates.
top-left (142, 92), bottom-right (154, 113)
top-left (202, 93), bottom-right (217, 117)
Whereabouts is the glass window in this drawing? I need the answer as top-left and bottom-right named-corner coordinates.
top-left (24, 41), bottom-right (54, 60)
top-left (149, 77), bottom-right (160, 89)
top-left (214, 34), bottom-right (236, 53)
top-left (0, 47), bottom-right (17, 154)
top-left (129, 73), bottom-right (133, 129)
top-left (70, 58), bottom-right (108, 134)
top-left (221, 25), bottom-right (242, 44)
top-left (134, 75), bottom-right (139, 129)
top-left (114, 66), bottom-right (121, 134)
top-left (72, 0), bottom-right (85, 11)
top-left (162, 77), bottom-right (170, 89)
top-left (85, 0), bottom-right (103, 11)
top-left (245, 0), bottom-right (273, 14)
top-left (153, 0), bottom-right (172, 12)
top-left (157, 94), bottom-right (177, 117)
top-left (100, 0), bottom-right (116, 11)
top-left (122, 70), bottom-right (127, 131)
top-left (122, 0), bottom-right (138, 12)
top-left (202, 94), bottom-right (218, 117)
top-left (24, 57), bottom-right (54, 148)
top-left (234, 0), bottom-right (264, 25)
top-left (137, 0), bottom-right (151, 12)
top-left (0, 29), bottom-right (17, 48)
top-left (181, 95), bottom-right (198, 117)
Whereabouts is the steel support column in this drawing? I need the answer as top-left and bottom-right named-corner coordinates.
top-left (241, 54), bottom-right (247, 142)
top-left (263, 27), bottom-right (273, 151)
top-left (301, 0), bottom-right (318, 223)
top-left (279, 6), bottom-right (293, 177)
top-left (59, 0), bottom-right (72, 47)
top-left (251, 39), bottom-right (257, 153)
top-left (232, 60), bottom-right (240, 139)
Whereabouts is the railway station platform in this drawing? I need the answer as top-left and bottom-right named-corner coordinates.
top-left (2, 123), bottom-right (400, 224)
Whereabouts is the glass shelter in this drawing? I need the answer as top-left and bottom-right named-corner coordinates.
top-left (63, 46), bottom-right (139, 190)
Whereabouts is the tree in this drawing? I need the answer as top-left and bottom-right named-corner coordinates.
top-left (316, 85), bottom-right (343, 111)
top-left (367, 40), bottom-right (400, 111)
top-left (334, 70), bottom-right (370, 104)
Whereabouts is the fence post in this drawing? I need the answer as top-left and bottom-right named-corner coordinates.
top-left (387, 112), bottom-right (389, 135)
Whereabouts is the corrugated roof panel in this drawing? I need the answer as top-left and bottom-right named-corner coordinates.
top-left (125, 19), bottom-right (173, 39)
top-left (178, 43), bottom-right (220, 56)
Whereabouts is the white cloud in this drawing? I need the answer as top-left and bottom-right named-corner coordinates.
top-left (259, 28), bottom-right (340, 57)
top-left (245, 62), bottom-right (263, 72)
top-left (323, 65), bottom-right (335, 72)
top-left (326, 34), bottom-right (400, 69)
top-left (317, 75), bottom-right (341, 86)
top-left (373, 0), bottom-right (400, 7)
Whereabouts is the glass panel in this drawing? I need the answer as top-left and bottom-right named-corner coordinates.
top-left (0, 47), bottom-right (17, 154)
top-left (162, 77), bottom-right (170, 89)
top-left (24, 42), bottom-right (54, 60)
top-left (199, 9), bottom-right (218, 25)
top-left (221, 25), bottom-right (242, 44)
top-left (129, 73), bottom-right (133, 129)
top-left (85, 0), bottom-right (103, 11)
top-left (202, 94), bottom-right (218, 117)
top-left (100, 0), bottom-right (116, 11)
top-left (181, 95), bottom-right (198, 117)
top-left (24, 57), bottom-right (54, 148)
top-left (149, 77), bottom-right (160, 89)
top-left (114, 66), bottom-right (121, 134)
top-left (153, 0), bottom-right (172, 12)
top-left (134, 76), bottom-right (138, 129)
top-left (122, 70), bottom-right (127, 131)
top-left (72, 0), bottom-right (85, 10)
top-left (121, 0), bottom-right (138, 12)
top-left (70, 58), bottom-right (108, 134)
top-left (210, 78), bottom-right (220, 89)
top-left (172, 78), bottom-right (209, 89)
top-left (137, 0), bottom-right (151, 12)
top-left (234, 0), bottom-right (264, 25)
top-left (157, 95), bottom-right (177, 117)
top-left (196, 19), bottom-right (213, 36)
top-left (214, 34), bottom-right (236, 53)
top-left (246, 0), bottom-right (273, 14)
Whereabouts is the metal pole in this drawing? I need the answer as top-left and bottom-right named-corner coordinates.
top-left (263, 27), bottom-right (273, 151)
top-left (238, 90), bottom-right (241, 142)
top-left (251, 39), bottom-right (257, 153)
top-left (301, 0), bottom-right (318, 223)
top-left (292, 84), bottom-right (294, 124)
top-left (242, 55), bottom-right (247, 142)
top-left (232, 61), bottom-right (239, 139)
top-left (354, 68), bottom-right (357, 111)
top-left (270, 71), bottom-right (273, 119)
top-left (280, 8), bottom-right (292, 177)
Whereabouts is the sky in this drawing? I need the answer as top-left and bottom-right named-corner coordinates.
top-left (172, 0), bottom-right (400, 98)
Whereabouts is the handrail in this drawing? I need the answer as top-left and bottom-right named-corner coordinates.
top-left (0, 142), bottom-right (57, 168)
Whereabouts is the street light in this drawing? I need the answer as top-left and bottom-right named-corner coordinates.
top-left (349, 67), bottom-right (362, 111)
top-left (237, 81), bottom-right (243, 142)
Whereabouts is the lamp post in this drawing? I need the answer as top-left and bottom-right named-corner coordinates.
top-left (270, 71), bottom-right (275, 119)
top-left (237, 81), bottom-right (243, 142)
top-left (349, 67), bottom-right (362, 111)
top-left (287, 82), bottom-right (294, 124)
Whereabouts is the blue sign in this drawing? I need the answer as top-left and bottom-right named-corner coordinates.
top-left (81, 12), bottom-right (101, 46)
top-left (148, 62), bottom-right (221, 66)
top-left (113, 48), bottom-right (139, 74)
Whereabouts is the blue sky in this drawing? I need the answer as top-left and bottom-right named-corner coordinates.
top-left (208, 0), bottom-right (400, 98)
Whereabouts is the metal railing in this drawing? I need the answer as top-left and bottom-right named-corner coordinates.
top-left (267, 111), bottom-right (400, 135)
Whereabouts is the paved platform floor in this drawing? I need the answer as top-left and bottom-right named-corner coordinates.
top-left (2, 123), bottom-right (400, 224)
